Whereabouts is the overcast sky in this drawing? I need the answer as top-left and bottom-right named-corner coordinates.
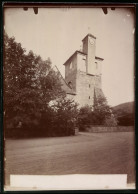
top-left (4, 7), bottom-right (135, 106)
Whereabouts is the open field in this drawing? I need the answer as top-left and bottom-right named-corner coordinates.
top-left (4, 132), bottom-right (135, 186)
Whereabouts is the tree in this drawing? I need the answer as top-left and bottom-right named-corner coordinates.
top-left (50, 97), bottom-right (79, 136)
top-left (3, 34), bottom-right (38, 129)
top-left (103, 114), bottom-right (118, 126)
top-left (78, 105), bottom-right (93, 131)
top-left (3, 33), bottom-right (65, 137)
top-left (93, 95), bottom-right (112, 125)
top-left (78, 95), bottom-right (118, 130)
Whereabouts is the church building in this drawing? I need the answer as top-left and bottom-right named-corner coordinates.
top-left (60, 33), bottom-right (105, 107)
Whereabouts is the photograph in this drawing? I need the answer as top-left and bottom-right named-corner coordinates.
top-left (3, 4), bottom-right (135, 190)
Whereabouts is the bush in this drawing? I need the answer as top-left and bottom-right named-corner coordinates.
top-left (78, 96), bottom-right (118, 131)
top-left (104, 115), bottom-right (118, 127)
top-left (50, 97), bottom-right (79, 136)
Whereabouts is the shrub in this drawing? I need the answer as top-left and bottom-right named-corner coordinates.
top-left (78, 96), bottom-right (118, 130)
top-left (50, 97), bottom-right (79, 136)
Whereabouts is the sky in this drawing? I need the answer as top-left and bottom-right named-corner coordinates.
top-left (4, 6), bottom-right (135, 106)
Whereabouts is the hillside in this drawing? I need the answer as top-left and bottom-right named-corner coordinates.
top-left (113, 101), bottom-right (134, 116)
top-left (112, 102), bottom-right (135, 126)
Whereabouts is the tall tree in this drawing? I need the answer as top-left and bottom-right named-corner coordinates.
top-left (93, 95), bottom-right (112, 125)
top-left (3, 33), bottom-right (64, 131)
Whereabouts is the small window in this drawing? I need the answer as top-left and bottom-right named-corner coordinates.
top-left (89, 84), bottom-right (90, 88)
top-left (89, 96), bottom-right (90, 99)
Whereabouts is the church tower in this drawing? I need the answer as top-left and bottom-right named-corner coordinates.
top-left (63, 34), bottom-right (104, 107)
top-left (82, 34), bottom-right (96, 75)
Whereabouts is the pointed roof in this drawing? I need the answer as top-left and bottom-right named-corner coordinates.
top-left (53, 66), bottom-right (76, 95)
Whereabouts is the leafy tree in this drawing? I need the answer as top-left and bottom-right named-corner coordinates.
top-left (103, 115), bottom-right (118, 126)
top-left (93, 95), bottom-right (112, 125)
top-left (116, 114), bottom-right (134, 126)
top-left (78, 95), bottom-right (118, 130)
top-left (3, 33), bottom-right (64, 135)
top-left (78, 105), bottom-right (93, 130)
top-left (50, 97), bottom-right (79, 136)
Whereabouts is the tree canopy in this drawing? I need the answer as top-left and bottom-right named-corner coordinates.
top-left (4, 33), bottom-right (65, 131)
top-left (78, 95), bottom-right (118, 130)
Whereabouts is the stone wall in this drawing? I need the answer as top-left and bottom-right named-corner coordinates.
top-left (75, 72), bottom-right (95, 107)
top-left (85, 125), bottom-right (134, 132)
top-left (65, 54), bottom-right (77, 93)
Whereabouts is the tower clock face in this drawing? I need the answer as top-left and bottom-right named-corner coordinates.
top-left (89, 37), bottom-right (94, 45)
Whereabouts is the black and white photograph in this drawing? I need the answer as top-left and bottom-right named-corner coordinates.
top-left (3, 4), bottom-right (135, 190)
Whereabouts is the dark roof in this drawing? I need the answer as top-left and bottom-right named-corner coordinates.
top-left (63, 50), bottom-right (86, 66)
top-left (54, 66), bottom-right (76, 95)
top-left (82, 33), bottom-right (96, 41)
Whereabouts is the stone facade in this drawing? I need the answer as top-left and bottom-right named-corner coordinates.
top-left (62, 34), bottom-right (104, 107)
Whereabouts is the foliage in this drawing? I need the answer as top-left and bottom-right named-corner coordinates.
top-left (48, 97), bottom-right (79, 136)
top-left (112, 102), bottom-right (134, 126)
top-left (4, 33), bottom-right (65, 135)
top-left (78, 95), bottom-right (118, 130)
top-left (103, 115), bottom-right (118, 127)
top-left (112, 101), bottom-right (134, 117)
top-left (117, 114), bottom-right (134, 126)
top-left (93, 95), bottom-right (112, 124)
top-left (4, 33), bottom-right (79, 138)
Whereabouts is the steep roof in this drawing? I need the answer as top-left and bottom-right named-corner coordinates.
top-left (53, 66), bottom-right (76, 95)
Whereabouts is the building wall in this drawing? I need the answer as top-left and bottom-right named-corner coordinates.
top-left (64, 34), bottom-right (103, 107)
top-left (66, 74), bottom-right (102, 107)
top-left (65, 55), bottom-right (77, 92)
top-left (83, 36), bottom-right (96, 75)
top-left (94, 58), bottom-right (102, 76)
top-left (77, 53), bottom-right (87, 72)
top-left (75, 72), bottom-right (95, 107)
top-left (64, 55), bottom-right (102, 107)
top-left (94, 76), bottom-right (102, 88)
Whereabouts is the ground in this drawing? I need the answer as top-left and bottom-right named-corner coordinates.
top-left (4, 132), bottom-right (135, 187)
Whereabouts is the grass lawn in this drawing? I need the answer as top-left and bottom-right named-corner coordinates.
top-left (4, 132), bottom-right (135, 186)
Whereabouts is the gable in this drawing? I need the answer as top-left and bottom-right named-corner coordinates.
top-left (53, 65), bottom-right (76, 95)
